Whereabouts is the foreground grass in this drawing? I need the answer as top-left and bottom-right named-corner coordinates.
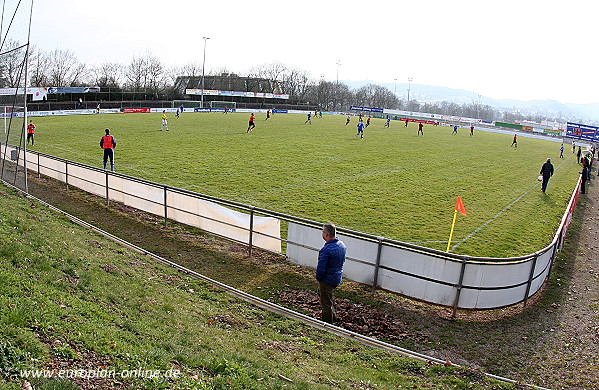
top-left (13, 112), bottom-right (579, 256)
top-left (0, 185), bottom-right (514, 389)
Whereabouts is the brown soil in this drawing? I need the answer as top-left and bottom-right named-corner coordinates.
top-left (7, 169), bottom-right (599, 390)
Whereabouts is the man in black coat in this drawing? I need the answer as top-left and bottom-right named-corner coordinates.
top-left (540, 158), bottom-right (554, 193)
top-left (581, 164), bottom-right (589, 194)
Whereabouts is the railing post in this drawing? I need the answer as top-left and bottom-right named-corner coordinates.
top-left (451, 258), bottom-right (467, 318)
top-left (37, 153), bottom-right (40, 178)
top-left (163, 186), bottom-right (168, 227)
top-left (65, 161), bottom-right (69, 190)
top-left (548, 233), bottom-right (561, 277)
top-left (105, 170), bottom-right (109, 205)
top-left (523, 254), bottom-right (539, 307)
top-left (371, 237), bottom-right (384, 293)
top-left (248, 206), bottom-right (255, 257)
top-left (11, 146), bottom-right (19, 186)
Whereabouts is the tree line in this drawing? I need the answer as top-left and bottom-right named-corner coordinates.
top-left (0, 44), bottom-right (583, 124)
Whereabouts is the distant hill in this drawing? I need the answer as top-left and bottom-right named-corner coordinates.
top-left (344, 80), bottom-right (599, 123)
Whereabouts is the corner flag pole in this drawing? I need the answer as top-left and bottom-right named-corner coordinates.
top-left (446, 209), bottom-right (458, 252)
top-left (446, 197), bottom-right (467, 252)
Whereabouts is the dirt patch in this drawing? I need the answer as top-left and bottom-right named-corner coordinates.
top-left (207, 314), bottom-right (250, 330)
top-left (9, 171), bottom-right (599, 390)
top-left (31, 336), bottom-right (126, 390)
top-left (271, 288), bottom-right (429, 344)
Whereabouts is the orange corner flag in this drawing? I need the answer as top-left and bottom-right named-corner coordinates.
top-left (455, 196), bottom-right (467, 216)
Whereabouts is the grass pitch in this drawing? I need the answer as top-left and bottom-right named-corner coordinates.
top-left (11, 111), bottom-right (580, 257)
top-left (0, 185), bottom-right (515, 390)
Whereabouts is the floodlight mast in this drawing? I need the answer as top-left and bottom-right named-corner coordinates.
top-left (407, 77), bottom-right (413, 110)
top-left (335, 60), bottom-right (341, 110)
top-left (200, 37), bottom-right (210, 108)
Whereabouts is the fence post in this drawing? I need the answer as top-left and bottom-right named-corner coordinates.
top-left (105, 171), bottom-right (109, 205)
top-left (65, 161), bottom-right (69, 190)
top-left (248, 206), bottom-right (255, 257)
top-left (371, 237), bottom-right (384, 293)
top-left (548, 233), bottom-right (561, 277)
top-left (523, 254), bottom-right (539, 307)
top-left (163, 186), bottom-right (168, 227)
top-left (451, 258), bottom-right (467, 318)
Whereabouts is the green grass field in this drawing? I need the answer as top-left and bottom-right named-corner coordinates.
top-left (0, 186), bottom-right (513, 390)
top-left (9, 111), bottom-right (580, 257)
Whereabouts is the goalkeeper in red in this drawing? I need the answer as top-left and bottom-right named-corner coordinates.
top-left (26, 120), bottom-right (36, 146)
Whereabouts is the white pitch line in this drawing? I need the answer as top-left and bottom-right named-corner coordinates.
top-left (451, 159), bottom-right (571, 251)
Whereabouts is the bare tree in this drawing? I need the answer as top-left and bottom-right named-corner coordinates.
top-left (92, 62), bottom-right (124, 88)
top-left (248, 62), bottom-right (288, 93)
top-left (0, 39), bottom-right (27, 87)
top-left (28, 46), bottom-right (51, 87)
top-left (145, 54), bottom-right (167, 97)
top-left (124, 54), bottom-right (147, 91)
top-left (178, 61), bottom-right (203, 78)
top-left (282, 67), bottom-right (313, 100)
top-left (46, 49), bottom-right (87, 86)
top-left (352, 84), bottom-right (398, 110)
top-left (124, 51), bottom-right (168, 97)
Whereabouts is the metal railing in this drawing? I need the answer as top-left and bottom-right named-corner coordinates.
top-left (1, 143), bottom-right (581, 314)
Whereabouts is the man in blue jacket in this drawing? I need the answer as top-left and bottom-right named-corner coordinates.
top-left (316, 222), bottom-right (346, 324)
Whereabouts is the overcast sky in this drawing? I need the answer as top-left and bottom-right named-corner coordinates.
top-left (29, 0), bottom-right (598, 104)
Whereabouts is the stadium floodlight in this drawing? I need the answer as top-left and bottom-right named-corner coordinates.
top-left (407, 77), bottom-right (413, 110)
top-left (201, 37), bottom-right (210, 108)
top-left (335, 60), bottom-right (341, 110)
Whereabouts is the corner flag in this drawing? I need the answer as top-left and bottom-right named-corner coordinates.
top-left (447, 197), bottom-right (467, 252)
top-left (455, 196), bottom-right (467, 216)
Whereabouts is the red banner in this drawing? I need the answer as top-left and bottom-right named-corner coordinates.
top-left (123, 108), bottom-right (151, 113)
top-left (561, 178), bottom-right (581, 248)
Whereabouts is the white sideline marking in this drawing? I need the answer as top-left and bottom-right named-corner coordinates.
top-left (451, 159), bottom-right (571, 251)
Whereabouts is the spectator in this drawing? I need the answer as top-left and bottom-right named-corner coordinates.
top-left (581, 164), bottom-right (589, 194)
top-left (100, 128), bottom-right (117, 171)
top-left (316, 222), bottom-right (346, 324)
top-left (539, 158), bottom-right (554, 193)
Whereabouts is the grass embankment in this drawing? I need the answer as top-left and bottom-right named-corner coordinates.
top-left (0, 185), bottom-right (514, 389)
top-left (15, 112), bottom-right (580, 257)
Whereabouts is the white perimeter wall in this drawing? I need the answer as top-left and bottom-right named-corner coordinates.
top-left (7, 145), bottom-right (281, 253)
top-left (286, 222), bottom-right (552, 309)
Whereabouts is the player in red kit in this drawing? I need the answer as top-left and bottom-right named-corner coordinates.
top-left (247, 113), bottom-right (256, 133)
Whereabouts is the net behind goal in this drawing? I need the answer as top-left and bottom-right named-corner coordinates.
top-left (209, 101), bottom-right (236, 109)
top-left (0, 105), bottom-right (25, 135)
top-left (0, 0), bottom-right (35, 192)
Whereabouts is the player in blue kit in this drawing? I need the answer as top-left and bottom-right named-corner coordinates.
top-left (304, 112), bottom-right (312, 124)
top-left (356, 121), bottom-right (365, 138)
top-left (175, 103), bottom-right (184, 118)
